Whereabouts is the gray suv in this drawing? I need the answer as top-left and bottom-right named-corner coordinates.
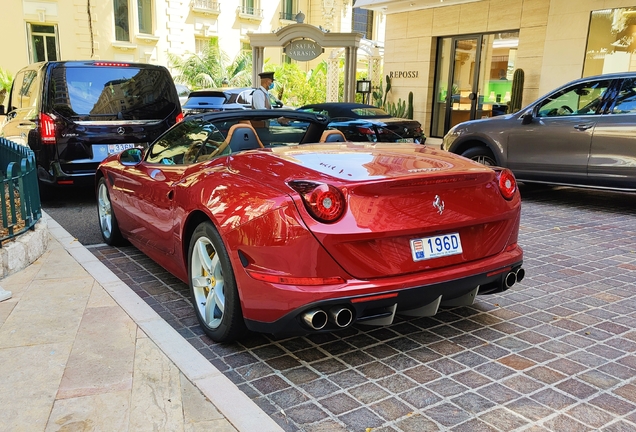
top-left (443, 72), bottom-right (636, 192)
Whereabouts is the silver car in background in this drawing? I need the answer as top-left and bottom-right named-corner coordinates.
top-left (443, 72), bottom-right (636, 192)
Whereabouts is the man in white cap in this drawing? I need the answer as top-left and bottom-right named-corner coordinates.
top-left (252, 71), bottom-right (275, 109)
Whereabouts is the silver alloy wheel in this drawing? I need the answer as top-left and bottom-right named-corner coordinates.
top-left (473, 155), bottom-right (496, 166)
top-left (97, 182), bottom-right (113, 238)
top-left (191, 237), bottom-right (225, 329)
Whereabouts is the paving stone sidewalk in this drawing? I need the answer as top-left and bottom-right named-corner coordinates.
top-left (91, 186), bottom-right (636, 431)
top-left (0, 234), bottom-right (238, 431)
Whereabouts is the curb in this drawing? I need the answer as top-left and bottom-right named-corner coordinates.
top-left (1, 218), bottom-right (49, 278)
top-left (43, 212), bottom-right (284, 432)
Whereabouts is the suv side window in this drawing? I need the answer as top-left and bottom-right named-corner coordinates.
top-left (19, 70), bottom-right (40, 109)
top-left (536, 79), bottom-right (612, 117)
top-left (236, 90), bottom-right (253, 105)
top-left (8, 71), bottom-right (26, 111)
top-left (611, 78), bottom-right (636, 114)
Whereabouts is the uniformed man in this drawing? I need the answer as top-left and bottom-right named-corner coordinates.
top-left (252, 71), bottom-right (275, 109)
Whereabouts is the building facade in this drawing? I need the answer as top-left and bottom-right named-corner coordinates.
top-left (358, 0), bottom-right (636, 141)
top-left (1, 0), bottom-right (385, 89)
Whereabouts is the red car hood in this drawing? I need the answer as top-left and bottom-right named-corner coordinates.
top-left (229, 143), bottom-right (520, 280)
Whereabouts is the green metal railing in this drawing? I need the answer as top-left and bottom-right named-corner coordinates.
top-left (0, 138), bottom-right (42, 245)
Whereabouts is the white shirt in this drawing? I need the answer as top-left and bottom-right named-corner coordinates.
top-left (251, 86), bottom-right (272, 109)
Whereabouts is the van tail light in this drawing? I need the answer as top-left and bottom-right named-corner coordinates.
top-left (176, 112), bottom-right (184, 123)
top-left (495, 168), bottom-right (517, 200)
top-left (39, 113), bottom-right (56, 144)
top-left (288, 180), bottom-right (346, 223)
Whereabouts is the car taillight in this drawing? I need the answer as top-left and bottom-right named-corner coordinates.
top-left (247, 271), bottom-right (345, 286)
top-left (176, 112), bottom-right (184, 123)
top-left (39, 113), bottom-right (56, 144)
top-left (496, 169), bottom-right (517, 200)
top-left (288, 180), bottom-right (346, 223)
top-left (357, 127), bottom-right (374, 135)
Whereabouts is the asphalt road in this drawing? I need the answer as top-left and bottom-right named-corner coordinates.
top-left (41, 186), bottom-right (105, 245)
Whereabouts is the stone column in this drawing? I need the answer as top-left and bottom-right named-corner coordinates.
top-left (326, 53), bottom-right (340, 102)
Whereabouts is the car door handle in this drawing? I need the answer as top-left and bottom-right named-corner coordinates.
top-left (573, 124), bottom-right (594, 131)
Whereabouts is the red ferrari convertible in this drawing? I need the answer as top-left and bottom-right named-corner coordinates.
top-left (97, 110), bottom-right (524, 342)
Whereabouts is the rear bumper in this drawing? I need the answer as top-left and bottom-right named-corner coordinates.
top-left (38, 161), bottom-right (98, 187)
top-left (244, 258), bottom-right (524, 338)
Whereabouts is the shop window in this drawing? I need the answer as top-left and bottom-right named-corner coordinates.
top-left (114, 0), bottom-right (130, 41)
top-left (352, 8), bottom-right (373, 39)
top-left (584, 8), bottom-right (636, 76)
top-left (28, 24), bottom-right (59, 63)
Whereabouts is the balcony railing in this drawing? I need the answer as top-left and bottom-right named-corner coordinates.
top-left (191, 0), bottom-right (221, 14)
top-left (238, 5), bottom-right (264, 19)
top-left (0, 138), bottom-right (41, 246)
top-left (279, 11), bottom-right (297, 21)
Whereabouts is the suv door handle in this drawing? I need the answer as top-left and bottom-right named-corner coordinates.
top-left (574, 123), bottom-right (594, 131)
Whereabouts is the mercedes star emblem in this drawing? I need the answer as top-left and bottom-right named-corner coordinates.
top-left (116, 127), bottom-right (125, 135)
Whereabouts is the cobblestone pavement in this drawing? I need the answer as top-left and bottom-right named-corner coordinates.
top-left (90, 186), bottom-right (636, 431)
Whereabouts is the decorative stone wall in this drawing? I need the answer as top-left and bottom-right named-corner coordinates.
top-left (0, 219), bottom-right (49, 278)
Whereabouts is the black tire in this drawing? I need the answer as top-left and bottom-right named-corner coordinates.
top-left (188, 221), bottom-right (247, 343)
top-left (96, 177), bottom-right (126, 246)
top-left (461, 146), bottom-right (497, 166)
top-left (38, 181), bottom-right (59, 203)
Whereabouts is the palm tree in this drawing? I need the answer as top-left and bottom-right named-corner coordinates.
top-left (0, 68), bottom-right (13, 104)
top-left (167, 41), bottom-right (252, 90)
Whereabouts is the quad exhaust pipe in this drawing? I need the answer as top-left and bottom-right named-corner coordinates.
top-left (329, 307), bottom-right (353, 328)
top-left (302, 309), bottom-right (328, 330)
top-left (301, 306), bottom-right (354, 330)
top-left (505, 268), bottom-right (525, 289)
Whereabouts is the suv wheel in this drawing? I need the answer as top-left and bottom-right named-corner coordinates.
top-left (461, 147), bottom-right (497, 166)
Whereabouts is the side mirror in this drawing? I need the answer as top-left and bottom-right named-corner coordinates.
top-left (521, 111), bottom-right (533, 125)
top-left (119, 147), bottom-right (144, 165)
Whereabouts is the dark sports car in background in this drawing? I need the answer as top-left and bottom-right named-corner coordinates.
top-left (299, 102), bottom-right (426, 143)
top-left (97, 110), bottom-right (523, 342)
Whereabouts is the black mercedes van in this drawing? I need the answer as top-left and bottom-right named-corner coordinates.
top-left (0, 61), bottom-right (183, 188)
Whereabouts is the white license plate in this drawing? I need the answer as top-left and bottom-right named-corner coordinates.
top-left (397, 138), bottom-right (414, 143)
top-left (108, 143), bottom-right (135, 154)
top-left (410, 233), bottom-right (463, 261)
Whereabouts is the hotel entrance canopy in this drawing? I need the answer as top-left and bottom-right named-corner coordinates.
top-left (248, 23), bottom-right (363, 102)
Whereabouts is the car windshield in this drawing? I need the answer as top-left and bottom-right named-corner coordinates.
top-left (145, 114), bottom-right (325, 165)
top-left (48, 66), bottom-right (179, 120)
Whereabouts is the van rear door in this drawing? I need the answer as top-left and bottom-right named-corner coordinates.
top-left (44, 62), bottom-right (181, 180)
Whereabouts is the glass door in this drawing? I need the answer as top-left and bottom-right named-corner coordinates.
top-left (448, 37), bottom-right (480, 131)
top-left (431, 32), bottom-right (519, 138)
